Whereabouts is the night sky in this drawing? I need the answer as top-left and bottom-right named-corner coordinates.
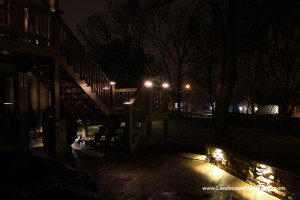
top-left (59, 0), bottom-right (107, 35)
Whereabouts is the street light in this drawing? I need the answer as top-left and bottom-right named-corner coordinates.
top-left (185, 84), bottom-right (191, 117)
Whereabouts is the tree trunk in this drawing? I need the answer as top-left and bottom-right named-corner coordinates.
top-left (280, 114), bottom-right (289, 136)
top-left (214, 43), bottom-right (237, 138)
top-left (215, 81), bottom-right (235, 137)
top-left (176, 96), bottom-right (181, 115)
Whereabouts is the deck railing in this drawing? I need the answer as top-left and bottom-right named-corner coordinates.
top-left (125, 86), bottom-right (168, 150)
top-left (114, 88), bottom-right (137, 111)
top-left (0, 1), bottom-right (55, 45)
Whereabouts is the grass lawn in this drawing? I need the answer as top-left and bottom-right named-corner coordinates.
top-left (75, 114), bottom-right (300, 174)
top-left (77, 125), bottom-right (104, 136)
top-left (147, 114), bottom-right (300, 174)
top-left (143, 115), bottom-right (214, 154)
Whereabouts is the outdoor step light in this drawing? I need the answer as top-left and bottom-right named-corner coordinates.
top-left (124, 102), bottom-right (133, 105)
top-left (3, 102), bottom-right (14, 105)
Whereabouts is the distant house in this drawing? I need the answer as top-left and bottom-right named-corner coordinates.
top-left (230, 96), bottom-right (300, 117)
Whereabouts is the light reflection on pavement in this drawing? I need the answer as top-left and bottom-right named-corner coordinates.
top-left (65, 148), bottom-right (279, 200)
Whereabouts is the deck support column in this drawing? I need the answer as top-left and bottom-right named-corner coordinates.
top-left (81, 122), bottom-right (88, 138)
top-left (146, 87), bottom-right (153, 145)
top-left (163, 87), bottom-right (169, 144)
top-left (163, 119), bottom-right (169, 144)
top-left (50, 59), bottom-right (67, 157)
top-left (125, 104), bottom-right (134, 151)
top-left (111, 83), bottom-right (116, 113)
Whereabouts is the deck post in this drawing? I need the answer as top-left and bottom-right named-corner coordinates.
top-left (52, 5), bottom-right (61, 48)
top-left (146, 87), bottom-right (153, 145)
top-left (125, 104), bottom-right (134, 151)
top-left (51, 59), bottom-right (67, 156)
top-left (163, 88), bottom-right (169, 143)
top-left (111, 82), bottom-right (116, 113)
top-left (51, 59), bottom-right (60, 119)
top-left (81, 122), bottom-right (87, 138)
top-left (163, 118), bottom-right (169, 143)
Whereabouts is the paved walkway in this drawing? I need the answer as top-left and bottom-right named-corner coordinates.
top-left (53, 148), bottom-right (279, 200)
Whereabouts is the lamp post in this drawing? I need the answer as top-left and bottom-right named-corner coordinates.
top-left (185, 84), bottom-right (190, 117)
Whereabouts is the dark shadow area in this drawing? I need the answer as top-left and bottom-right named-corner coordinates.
top-left (0, 149), bottom-right (99, 200)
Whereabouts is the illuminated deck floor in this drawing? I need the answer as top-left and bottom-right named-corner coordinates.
top-left (61, 149), bottom-right (279, 200)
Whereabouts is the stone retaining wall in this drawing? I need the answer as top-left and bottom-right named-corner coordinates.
top-left (206, 145), bottom-right (300, 200)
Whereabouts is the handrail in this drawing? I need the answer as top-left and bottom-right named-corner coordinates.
top-left (114, 88), bottom-right (137, 110)
top-left (125, 86), bottom-right (168, 150)
top-left (0, 0), bottom-right (112, 111)
top-left (56, 17), bottom-right (112, 106)
top-left (130, 86), bottom-right (168, 124)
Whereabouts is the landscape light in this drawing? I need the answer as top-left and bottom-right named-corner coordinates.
top-left (185, 84), bottom-right (190, 89)
top-left (213, 148), bottom-right (224, 161)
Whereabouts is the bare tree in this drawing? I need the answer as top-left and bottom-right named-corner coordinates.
top-left (206, 0), bottom-right (299, 138)
top-left (239, 51), bottom-right (274, 127)
top-left (77, 0), bottom-right (150, 88)
top-left (264, 15), bottom-right (300, 135)
top-left (189, 2), bottom-right (217, 122)
top-left (145, 0), bottom-right (196, 115)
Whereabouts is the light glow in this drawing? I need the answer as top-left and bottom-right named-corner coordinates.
top-left (185, 84), bottom-right (190, 89)
top-left (4, 102), bottom-right (14, 105)
top-left (144, 81), bottom-right (153, 87)
top-left (162, 83), bottom-right (169, 88)
top-left (213, 148), bottom-right (224, 161)
top-left (192, 163), bottom-right (278, 200)
top-left (124, 102), bottom-right (133, 105)
top-left (103, 87), bottom-right (110, 90)
top-left (0, 50), bottom-right (10, 55)
top-left (110, 82), bottom-right (116, 85)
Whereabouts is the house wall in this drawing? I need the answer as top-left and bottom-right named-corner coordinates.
top-left (257, 105), bottom-right (279, 115)
top-left (28, 72), bottom-right (50, 120)
top-left (0, 68), bottom-right (51, 151)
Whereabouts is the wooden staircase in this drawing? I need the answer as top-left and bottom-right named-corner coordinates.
top-left (0, 0), bottom-right (169, 151)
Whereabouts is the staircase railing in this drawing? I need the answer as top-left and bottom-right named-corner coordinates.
top-left (56, 17), bottom-right (112, 108)
top-left (0, 0), bottom-right (137, 114)
top-left (125, 86), bottom-right (168, 151)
